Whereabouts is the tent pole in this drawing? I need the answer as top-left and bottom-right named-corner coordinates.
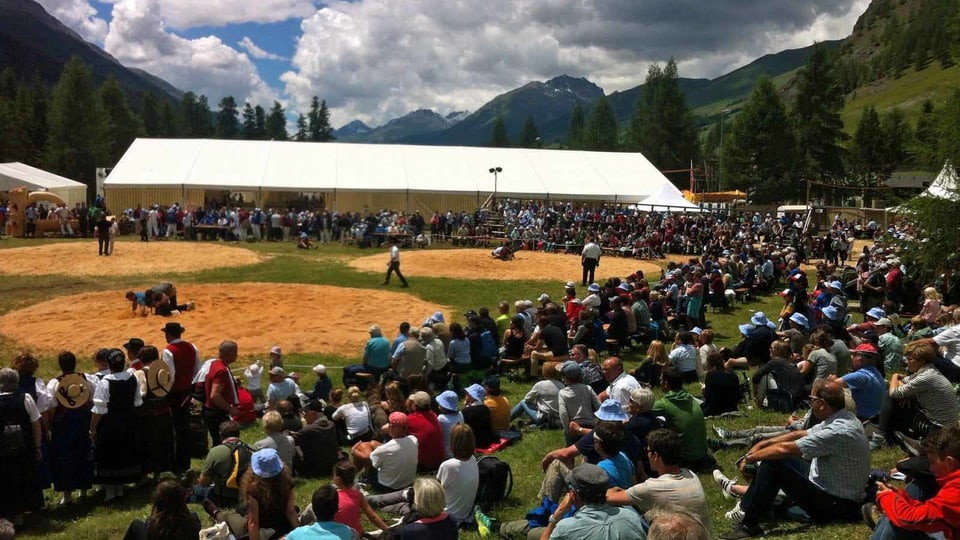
top-left (406, 189), bottom-right (410, 214)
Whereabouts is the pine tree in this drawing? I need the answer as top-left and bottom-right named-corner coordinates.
top-left (316, 100), bottom-right (334, 141)
top-left (45, 57), bottom-right (107, 201)
top-left (294, 113), bottom-right (308, 141)
top-left (10, 76), bottom-right (49, 165)
top-left (265, 101), bottom-right (287, 140)
top-left (215, 96), bottom-right (239, 139)
top-left (517, 115), bottom-right (540, 148)
top-left (912, 100), bottom-right (939, 169)
top-left (628, 59), bottom-right (699, 170)
top-left (307, 96), bottom-right (321, 141)
top-left (158, 99), bottom-right (179, 137)
top-left (195, 95), bottom-right (214, 137)
top-left (489, 115), bottom-right (510, 147)
top-left (880, 108), bottom-right (910, 174)
top-left (723, 76), bottom-right (798, 202)
top-left (851, 106), bottom-right (886, 188)
top-left (939, 89), bottom-right (960, 169)
top-left (567, 103), bottom-right (585, 149)
top-left (241, 103), bottom-right (257, 139)
top-left (254, 105), bottom-right (267, 140)
top-left (99, 75), bottom-right (142, 165)
top-left (791, 43), bottom-right (848, 189)
top-left (141, 92), bottom-right (161, 137)
top-left (582, 96), bottom-right (618, 151)
top-left (179, 92), bottom-right (199, 137)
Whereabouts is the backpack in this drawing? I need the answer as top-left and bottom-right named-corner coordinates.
top-left (475, 455), bottom-right (513, 511)
top-left (479, 330), bottom-right (498, 360)
top-left (223, 440), bottom-right (253, 490)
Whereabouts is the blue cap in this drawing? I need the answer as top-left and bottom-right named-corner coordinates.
top-left (821, 305), bottom-right (839, 321)
top-left (866, 307), bottom-right (886, 320)
top-left (436, 390), bottom-right (459, 411)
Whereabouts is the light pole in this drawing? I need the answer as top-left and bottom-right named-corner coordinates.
top-left (489, 166), bottom-right (502, 205)
top-left (719, 108), bottom-right (730, 191)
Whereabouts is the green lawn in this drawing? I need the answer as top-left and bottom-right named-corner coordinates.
top-left (0, 237), bottom-right (901, 539)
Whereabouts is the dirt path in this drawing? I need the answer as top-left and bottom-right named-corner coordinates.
top-left (0, 241), bottom-right (264, 277)
top-left (0, 283), bottom-right (448, 358)
top-left (349, 248), bottom-right (664, 282)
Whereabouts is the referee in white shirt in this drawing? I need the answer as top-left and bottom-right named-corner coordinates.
top-left (581, 237), bottom-right (601, 286)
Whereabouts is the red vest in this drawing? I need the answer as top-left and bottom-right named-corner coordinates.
top-left (166, 340), bottom-right (197, 392)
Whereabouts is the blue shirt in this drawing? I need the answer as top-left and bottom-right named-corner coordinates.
top-left (285, 521), bottom-right (355, 540)
top-left (447, 338), bottom-right (471, 366)
top-left (841, 366), bottom-right (885, 419)
top-left (363, 337), bottom-right (391, 369)
top-left (598, 451), bottom-right (635, 490)
top-left (133, 292), bottom-right (147, 306)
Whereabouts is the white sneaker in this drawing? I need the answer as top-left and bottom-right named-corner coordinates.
top-left (725, 500), bottom-right (745, 521)
top-left (713, 426), bottom-right (728, 438)
top-left (170, 310), bottom-right (181, 316)
top-left (713, 469), bottom-right (738, 500)
top-left (185, 301), bottom-right (195, 311)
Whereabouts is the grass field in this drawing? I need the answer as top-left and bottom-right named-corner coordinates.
top-left (0, 237), bottom-right (900, 539)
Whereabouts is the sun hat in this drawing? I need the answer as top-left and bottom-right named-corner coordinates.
top-left (588, 283), bottom-right (601, 293)
top-left (270, 345), bottom-right (282, 355)
top-left (465, 383), bottom-right (486, 402)
top-left (875, 317), bottom-right (893, 328)
top-left (436, 390), bottom-right (459, 412)
top-left (827, 280), bottom-right (843, 290)
top-left (565, 281), bottom-right (576, 289)
top-left (538, 293), bottom-right (551, 302)
top-left (251, 448), bottom-right (283, 478)
top-left (54, 373), bottom-right (92, 410)
top-left (595, 399), bottom-right (629, 422)
top-left (866, 307), bottom-right (887, 320)
top-left (312, 364), bottom-right (327, 375)
top-left (820, 306), bottom-right (839, 321)
top-left (751, 312), bottom-right (776, 329)
top-left (789, 313), bottom-right (809, 328)
top-left (268, 366), bottom-right (285, 376)
top-left (145, 361), bottom-right (173, 397)
top-left (564, 464), bottom-right (609, 500)
top-left (738, 323), bottom-right (753, 336)
top-left (410, 391), bottom-right (431, 409)
top-left (617, 283), bottom-right (631, 291)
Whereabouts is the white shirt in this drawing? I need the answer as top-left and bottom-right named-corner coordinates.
top-left (390, 245), bottom-right (400, 263)
top-left (606, 371), bottom-right (639, 409)
top-left (332, 402), bottom-right (372, 438)
top-left (244, 362), bottom-right (263, 391)
top-left (370, 434), bottom-right (418, 490)
top-left (24, 377), bottom-right (54, 413)
top-left (581, 293), bottom-right (601, 309)
top-left (424, 338), bottom-right (448, 373)
top-left (582, 242), bottom-right (601, 260)
top-left (47, 373), bottom-right (99, 412)
top-left (934, 324), bottom-right (960, 366)
top-left (438, 456), bottom-right (479, 523)
top-left (91, 370), bottom-right (143, 415)
top-left (192, 358), bottom-right (217, 385)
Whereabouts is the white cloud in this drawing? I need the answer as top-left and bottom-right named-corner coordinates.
top-left (99, 0), bottom-right (317, 29)
top-left (281, 0), bottom-right (868, 127)
top-left (237, 37), bottom-right (288, 62)
top-left (103, 0), bottom-right (278, 107)
top-left (35, 0), bottom-right (109, 42)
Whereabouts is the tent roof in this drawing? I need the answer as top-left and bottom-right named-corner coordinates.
top-left (923, 162), bottom-right (959, 201)
top-left (0, 162), bottom-right (86, 192)
top-left (104, 138), bottom-right (699, 209)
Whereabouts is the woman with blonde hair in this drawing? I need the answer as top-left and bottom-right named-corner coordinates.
top-left (697, 329), bottom-right (718, 380)
top-left (380, 381), bottom-right (407, 414)
top-left (389, 478), bottom-right (458, 539)
top-left (332, 386), bottom-right (372, 443)
top-left (634, 340), bottom-right (668, 385)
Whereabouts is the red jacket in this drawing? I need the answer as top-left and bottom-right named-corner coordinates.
top-left (406, 410), bottom-right (444, 470)
top-left (878, 468), bottom-right (960, 540)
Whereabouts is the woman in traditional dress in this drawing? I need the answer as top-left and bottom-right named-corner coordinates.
top-left (11, 352), bottom-right (52, 508)
top-left (0, 367), bottom-right (43, 527)
top-left (91, 348), bottom-right (142, 502)
top-left (46, 351), bottom-right (96, 505)
top-left (134, 346), bottom-right (175, 481)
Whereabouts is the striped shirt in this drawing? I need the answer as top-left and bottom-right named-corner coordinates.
top-left (796, 409), bottom-right (871, 501)
top-left (890, 365), bottom-right (960, 427)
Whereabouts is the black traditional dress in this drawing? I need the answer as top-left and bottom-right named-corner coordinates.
top-left (0, 392), bottom-right (41, 518)
top-left (48, 374), bottom-right (94, 492)
top-left (94, 375), bottom-right (142, 484)
top-left (138, 370), bottom-right (175, 474)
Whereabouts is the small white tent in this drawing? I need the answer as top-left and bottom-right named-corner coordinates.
top-left (103, 138), bottom-right (700, 213)
top-left (922, 162), bottom-right (959, 201)
top-left (0, 162), bottom-right (87, 206)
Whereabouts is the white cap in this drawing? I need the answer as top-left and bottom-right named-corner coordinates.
top-left (312, 364), bottom-right (327, 374)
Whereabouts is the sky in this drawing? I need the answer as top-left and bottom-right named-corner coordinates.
top-left (36, 0), bottom-right (871, 128)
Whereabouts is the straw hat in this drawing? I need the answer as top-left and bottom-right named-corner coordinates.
top-left (145, 361), bottom-right (174, 397)
top-left (54, 373), bottom-right (92, 410)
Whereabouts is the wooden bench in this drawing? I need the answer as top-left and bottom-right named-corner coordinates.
top-left (734, 288), bottom-right (752, 304)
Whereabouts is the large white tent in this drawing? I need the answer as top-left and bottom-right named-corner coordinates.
top-left (103, 138), bottom-right (699, 213)
top-left (922, 162), bottom-right (959, 201)
top-left (0, 162), bottom-right (87, 206)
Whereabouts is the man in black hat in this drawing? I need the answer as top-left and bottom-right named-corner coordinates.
top-left (161, 322), bottom-right (200, 474)
top-left (122, 338), bottom-right (145, 370)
